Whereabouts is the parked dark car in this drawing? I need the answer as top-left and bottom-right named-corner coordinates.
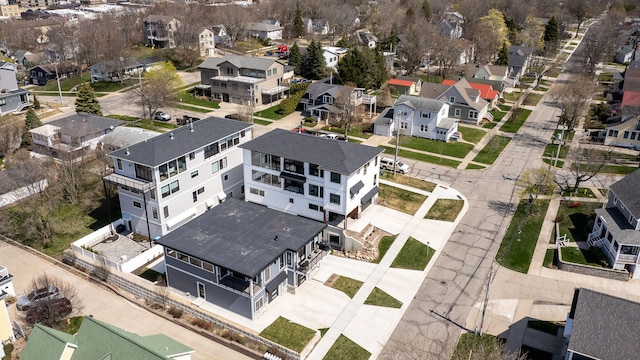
top-left (16, 286), bottom-right (60, 311)
top-left (177, 115), bottom-right (201, 126)
top-left (26, 297), bottom-right (72, 324)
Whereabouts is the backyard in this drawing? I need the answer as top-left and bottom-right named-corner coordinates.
top-left (554, 201), bottom-right (603, 243)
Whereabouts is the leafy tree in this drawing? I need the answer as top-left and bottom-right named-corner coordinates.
top-left (74, 83), bottom-right (102, 115)
top-left (422, 0), bottom-right (432, 21)
top-left (475, 9), bottom-right (509, 63)
top-left (32, 94), bottom-right (41, 109)
top-left (302, 40), bottom-right (327, 80)
top-left (336, 47), bottom-right (388, 89)
top-left (293, 0), bottom-right (304, 38)
top-left (136, 61), bottom-right (183, 119)
top-left (543, 16), bottom-right (559, 52)
top-left (495, 42), bottom-right (510, 66)
top-left (22, 107), bottom-right (42, 147)
top-left (288, 42), bottom-right (303, 75)
top-left (505, 17), bottom-right (518, 44)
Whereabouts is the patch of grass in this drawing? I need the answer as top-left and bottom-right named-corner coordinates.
top-left (599, 164), bottom-right (638, 175)
top-left (523, 93), bottom-right (543, 106)
top-left (543, 144), bottom-right (570, 159)
top-left (139, 268), bottom-right (163, 282)
top-left (556, 202), bottom-right (603, 243)
top-left (552, 129), bottom-right (575, 142)
top-left (348, 138), bottom-right (362, 143)
top-left (472, 135), bottom-right (511, 164)
top-left (391, 237), bottom-right (434, 270)
top-left (543, 249), bottom-right (555, 268)
top-left (323, 334), bottom-right (371, 360)
top-left (323, 123), bottom-right (373, 139)
top-left (418, 74), bottom-right (444, 83)
top-left (174, 104), bottom-right (212, 113)
top-left (105, 114), bottom-right (139, 122)
top-left (557, 52), bottom-right (570, 62)
top-left (379, 183), bottom-right (427, 215)
top-left (380, 146), bottom-right (461, 168)
top-left (483, 122), bottom-right (498, 129)
top-left (40, 75), bottom-right (91, 91)
top-left (381, 172), bottom-right (436, 192)
top-left (58, 316), bottom-right (84, 335)
top-left (128, 119), bottom-right (178, 131)
top-left (496, 199), bottom-right (550, 273)
top-left (598, 72), bottom-right (614, 82)
top-left (503, 91), bottom-right (523, 102)
top-left (457, 125), bottom-right (486, 144)
top-left (466, 163), bottom-right (485, 170)
top-left (425, 199), bottom-right (464, 222)
top-left (561, 247), bottom-right (610, 268)
top-left (542, 157), bottom-right (564, 168)
top-left (499, 108), bottom-right (532, 133)
top-left (375, 235), bottom-right (396, 263)
top-left (330, 276), bottom-right (364, 298)
top-left (527, 320), bottom-right (561, 335)
top-left (90, 80), bottom-right (138, 92)
top-left (365, 287), bottom-right (403, 308)
top-left (253, 119), bottom-right (272, 125)
top-left (561, 187), bottom-right (597, 198)
top-left (254, 105), bottom-right (286, 120)
top-left (489, 110), bottom-right (506, 122)
top-left (177, 90), bottom-right (220, 109)
top-left (319, 328), bottom-right (329, 337)
top-left (499, 104), bottom-right (512, 112)
top-left (546, 67), bottom-right (561, 78)
top-left (452, 333), bottom-right (500, 360)
top-left (396, 136), bottom-right (473, 158)
top-left (259, 317), bottom-right (316, 353)
top-left (2, 343), bottom-right (13, 360)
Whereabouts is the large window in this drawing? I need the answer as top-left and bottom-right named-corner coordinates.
top-left (220, 134), bottom-right (240, 152)
top-left (309, 163), bottom-right (323, 177)
top-left (135, 164), bottom-right (152, 181)
top-left (159, 156), bottom-right (186, 181)
top-left (330, 193), bottom-right (340, 205)
top-left (212, 157), bottom-right (228, 174)
top-left (204, 142), bottom-right (219, 159)
top-left (252, 151), bottom-right (281, 170)
top-left (284, 179), bottom-right (304, 194)
top-left (252, 170), bottom-right (281, 187)
top-left (284, 158), bottom-right (304, 174)
top-left (161, 180), bottom-right (180, 198)
top-left (469, 110), bottom-right (478, 119)
top-left (330, 172), bottom-right (341, 184)
top-left (309, 184), bottom-right (324, 197)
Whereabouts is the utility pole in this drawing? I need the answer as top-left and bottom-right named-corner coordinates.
top-left (54, 62), bottom-right (63, 105)
top-left (393, 110), bottom-right (400, 178)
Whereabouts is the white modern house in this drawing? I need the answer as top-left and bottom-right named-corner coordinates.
top-left (104, 117), bottom-right (253, 239)
top-left (322, 46), bottom-right (347, 69)
top-left (240, 129), bottom-right (383, 249)
top-left (374, 95), bottom-right (458, 141)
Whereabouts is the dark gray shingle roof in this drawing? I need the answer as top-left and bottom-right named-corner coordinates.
top-left (198, 55), bottom-right (279, 71)
top-left (108, 117), bottom-right (252, 167)
top-left (240, 129), bottom-right (383, 175)
top-left (156, 199), bottom-right (326, 277)
top-left (568, 288), bottom-right (640, 359)
top-left (49, 113), bottom-right (123, 137)
top-left (395, 95), bottom-right (446, 112)
top-left (610, 169), bottom-right (640, 218)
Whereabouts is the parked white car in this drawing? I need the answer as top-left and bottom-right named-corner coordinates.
top-left (380, 157), bottom-right (410, 174)
top-left (16, 285), bottom-right (60, 311)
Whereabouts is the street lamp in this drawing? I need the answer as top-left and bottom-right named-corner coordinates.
top-left (553, 133), bottom-right (563, 168)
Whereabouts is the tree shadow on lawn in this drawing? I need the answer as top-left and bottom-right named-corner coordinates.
top-left (567, 212), bottom-right (596, 242)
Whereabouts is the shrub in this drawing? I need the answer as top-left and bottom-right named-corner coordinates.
top-left (191, 318), bottom-right (212, 330)
top-left (167, 306), bottom-right (183, 318)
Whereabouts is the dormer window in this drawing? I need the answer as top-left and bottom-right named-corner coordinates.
top-left (449, 96), bottom-right (455, 103)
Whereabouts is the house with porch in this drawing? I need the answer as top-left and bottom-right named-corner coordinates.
top-left (353, 28), bottom-right (377, 48)
top-left (211, 24), bottom-right (231, 47)
top-left (103, 117), bottom-right (253, 240)
top-left (473, 64), bottom-right (509, 84)
top-left (508, 45), bottom-right (533, 84)
top-left (89, 57), bottom-right (163, 82)
top-left (0, 62), bottom-right (31, 114)
top-left (299, 81), bottom-right (376, 124)
top-left (603, 114), bottom-right (640, 149)
top-left (373, 95), bottom-right (458, 141)
top-left (144, 15), bottom-right (181, 49)
top-left (421, 78), bottom-right (489, 125)
top-left (156, 198), bottom-right (327, 319)
top-left (198, 55), bottom-right (289, 106)
top-left (240, 128), bottom-right (383, 250)
top-left (443, 78), bottom-right (499, 108)
top-left (587, 169), bottom-right (640, 278)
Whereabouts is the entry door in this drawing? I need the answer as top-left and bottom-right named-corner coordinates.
top-left (197, 282), bottom-right (206, 300)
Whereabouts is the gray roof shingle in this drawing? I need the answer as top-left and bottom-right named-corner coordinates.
top-left (48, 113), bottom-right (123, 137)
top-left (156, 198), bottom-right (326, 277)
top-left (240, 128), bottom-right (383, 175)
top-left (395, 95), bottom-right (446, 112)
top-left (198, 55), bottom-right (280, 71)
top-left (108, 117), bottom-right (252, 167)
top-left (610, 169), bottom-right (640, 218)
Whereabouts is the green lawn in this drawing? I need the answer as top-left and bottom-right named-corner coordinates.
top-left (253, 104), bottom-right (286, 120)
top-left (561, 187), bottom-right (597, 198)
top-left (489, 110), bottom-right (506, 122)
top-left (499, 108), bottom-right (532, 133)
top-left (381, 173), bottom-right (436, 192)
top-left (561, 247), bottom-right (610, 268)
top-left (523, 93), bottom-right (543, 106)
top-left (378, 183), bottom-right (427, 215)
top-left (59, 316), bottom-right (84, 335)
top-left (253, 119), bottom-right (272, 125)
top-left (330, 276), bottom-right (364, 298)
top-left (466, 163), bottom-right (485, 170)
top-left (177, 90), bottom-right (220, 109)
top-left (546, 67), bottom-right (561, 78)
top-left (375, 235), bottom-right (396, 263)
top-left (496, 199), bottom-right (550, 273)
top-left (499, 104), bottom-right (512, 112)
top-left (472, 135), bottom-right (511, 164)
top-left (543, 144), bottom-right (570, 159)
top-left (552, 129), bottom-right (575, 142)
top-left (105, 114), bottom-right (139, 121)
top-left (542, 158), bottom-right (564, 168)
top-left (457, 125), bottom-right (486, 144)
top-left (543, 249), bottom-right (555, 268)
top-left (323, 334), bottom-right (371, 360)
top-left (503, 91), bottom-right (523, 102)
top-left (555, 201), bottom-right (603, 243)
top-left (40, 75), bottom-right (91, 91)
top-left (391, 237), bottom-right (434, 271)
top-left (483, 122), bottom-right (498, 129)
top-left (323, 123), bottom-right (374, 139)
top-left (425, 199), bottom-right (464, 222)
top-left (90, 80), bottom-right (138, 92)
top-left (599, 164), bottom-right (638, 175)
top-left (598, 72), bottom-right (614, 82)
top-left (364, 287), bottom-right (403, 308)
top-left (452, 334), bottom-right (500, 360)
top-left (259, 317), bottom-right (316, 353)
top-left (380, 146), bottom-right (461, 168)
top-left (174, 104), bottom-right (211, 113)
top-left (397, 136), bottom-right (473, 158)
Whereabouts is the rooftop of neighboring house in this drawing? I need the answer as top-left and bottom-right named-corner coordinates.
top-left (442, 79), bottom-right (499, 100)
top-left (31, 113), bottom-right (123, 138)
top-left (374, 107), bottom-right (394, 125)
top-left (621, 89), bottom-right (640, 108)
top-left (509, 45), bottom-right (533, 69)
top-left (593, 207), bottom-right (639, 244)
top-left (0, 167), bottom-right (46, 195)
top-left (388, 78), bottom-right (415, 87)
top-left (247, 22), bottom-right (283, 31)
top-left (394, 94), bottom-right (447, 112)
top-left (303, 82), bottom-right (355, 101)
top-left (155, 198), bottom-right (327, 278)
top-left (609, 168), bottom-right (640, 217)
top-left (419, 83), bottom-right (451, 99)
top-left (448, 78), bottom-right (488, 110)
top-left (199, 55), bottom-right (281, 72)
top-left (567, 288), bottom-right (640, 360)
top-left (102, 127), bottom-right (162, 149)
top-left (109, 117), bottom-right (252, 168)
top-left (240, 128), bottom-right (383, 175)
top-left (476, 64), bottom-right (509, 78)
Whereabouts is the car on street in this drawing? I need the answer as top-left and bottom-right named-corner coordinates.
top-left (16, 285), bottom-right (60, 311)
top-left (380, 157), bottom-right (410, 174)
top-left (154, 111), bottom-right (171, 121)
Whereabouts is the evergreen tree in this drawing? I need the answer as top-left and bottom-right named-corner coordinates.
top-left (336, 47), bottom-right (388, 89)
top-left (506, 17), bottom-right (518, 45)
top-left (303, 40), bottom-right (327, 80)
top-left (336, 36), bottom-right (350, 48)
top-left (75, 82), bottom-right (102, 115)
top-left (293, 1), bottom-right (304, 38)
top-left (32, 94), bottom-right (41, 109)
top-left (544, 15), bottom-right (560, 52)
top-left (288, 42), bottom-right (303, 75)
top-left (496, 42), bottom-right (510, 66)
top-left (22, 107), bottom-right (42, 147)
top-left (422, 0), bottom-right (432, 21)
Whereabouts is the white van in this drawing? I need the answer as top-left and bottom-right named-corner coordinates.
top-left (380, 157), bottom-right (410, 174)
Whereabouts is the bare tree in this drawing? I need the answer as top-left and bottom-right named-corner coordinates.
top-left (549, 74), bottom-right (593, 130)
top-left (554, 143), bottom-right (612, 194)
top-left (564, 0), bottom-right (603, 37)
top-left (0, 116), bottom-right (23, 158)
top-left (579, 12), bottom-right (623, 73)
top-left (219, 5), bottom-right (253, 46)
top-left (22, 274), bottom-right (81, 328)
top-left (517, 166), bottom-right (556, 202)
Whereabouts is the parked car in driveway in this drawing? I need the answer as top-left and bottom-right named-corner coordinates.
top-left (16, 285), bottom-right (60, 311)
top-left (154, 111), bottom-right (171, 121)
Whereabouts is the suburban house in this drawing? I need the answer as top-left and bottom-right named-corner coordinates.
top-left (0, 265), bottom-right (15, 350)
top-left (602, 114), bottom-right (640, 149)
top-left (387, 76), bottom-right (422, 96)
top-left (241, 128), bottom-right (383, 249)
top-left (20, 316), bottom-right (194, 360)
top-left (198, 55), bottom-right (289, 106)
top-left (299, 81), bottom-right (376, 124)
top-left (43, 42), bottom-right (77, 62)
top-left (508, 45), bottom-right (533, 83)
top-left (587, 169), bottom-right (640, 278)
top-left (421, 78), bottom-right (489, 125)
top-left (0, 167), bottom-right (48, 208)
top-left (144, 15), bottom-right (181, 49)
top-left (373, 95), bottom-right (458, 141)
top-left (438, 12), bottom-right (464, 39)
top-left (353, 28), bottom-right (377, 48)
top-left (30, 113), bottom-right (123, 160)
top-left (615, 43), bottom-right (639, 64)
top-left (473, 64), bottom-right (509, 84)
top-left (303, 18), bottom-right (332, 36)
top-left (28, 63), bottom-right (62, 86)
top-left (563, 288), bottom-right (640, 360)
top-left (321, 46), bottom-right (348, 69)
top-left (103, 117), bottom-right (253, 240)
top-left (0, 62), bottom-right (31, 114)
top-left (156, 198), bottom-right (327, 319)
top-left (89, 57), bottom-right (163, 82)
top-left (211, 24), bottom-right (231, 47)
top-left (246, 22), bottom-right (283, 40)
top-left (196, 27), bottom-right (215, 57)
top-left (443, 79), bottom-right (499, 108)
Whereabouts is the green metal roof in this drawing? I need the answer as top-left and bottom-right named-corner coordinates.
top-left (19, 324), bottom-right (77, 360)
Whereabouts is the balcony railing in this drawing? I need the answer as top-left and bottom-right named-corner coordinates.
top-left (297, 249), bottom-right (328, 273)
top-left (616, 254), bottom-right (638, 263)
